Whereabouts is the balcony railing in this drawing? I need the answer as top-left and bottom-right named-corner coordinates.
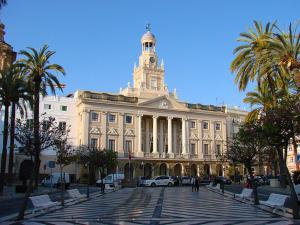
top-left (203, 154), bottom-right (212, 160)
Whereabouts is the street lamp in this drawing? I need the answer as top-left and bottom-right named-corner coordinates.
top-left (141, 161), bottom-right (144, 176)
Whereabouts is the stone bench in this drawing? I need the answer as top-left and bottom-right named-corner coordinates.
top-left (260, 193), bottom-right (288, 213)
top-left (67, 189), bottom-right (86, 199)
top-left (29, 194), bottom-right (59, 214)
top-left (235, 188), bottom-right (253, 200)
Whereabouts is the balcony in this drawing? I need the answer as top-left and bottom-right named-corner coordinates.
top-left (203, 154), bottom-right (212, 160)
top-left (190, 154), bottom-right (198, 159)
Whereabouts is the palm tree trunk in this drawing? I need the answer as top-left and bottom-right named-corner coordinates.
top-left (292, 136), bottom-right (299, 171)
top-left (0, 104), bottom-right (10, 195)
top-left (33, 80), bottom-right (41, 189)
top-left (60, 166), bottom-right (65, 206)
top-left (278, 149), bottom-right (299, 218)
top-left (8, 103), bottom-right (16, 185)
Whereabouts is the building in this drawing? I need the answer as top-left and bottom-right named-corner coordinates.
top-left (75, 28), bottom-right (242, 179)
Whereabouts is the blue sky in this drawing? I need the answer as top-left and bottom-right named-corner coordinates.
top-left (2, 0), bottom-right (300, 109)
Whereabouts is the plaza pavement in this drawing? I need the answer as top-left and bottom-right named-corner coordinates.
top-left (1, 186), bottom-right (298, 225)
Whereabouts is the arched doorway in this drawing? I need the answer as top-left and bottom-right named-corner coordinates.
top-left (191, 164), bottom-right (197, 176)
top-left (159, 163), bottom-right (167, 175)
top-left (216, 164), bottom-right (223, 176)
top-left (144, 163), bottom-right (152, 178)
top-left (124, 163), bottom-right (134, 180)
top-left (174, 164), bottom-right (181, 176)
top-left (204, 164), bottom-right (210, 176)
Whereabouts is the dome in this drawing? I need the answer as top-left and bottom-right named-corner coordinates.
top-left (141, 31), bottom-right (156, 43)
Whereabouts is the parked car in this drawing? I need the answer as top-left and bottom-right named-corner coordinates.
top-left (214, 176), bottom-right (232, 185)
top-left (41, 172), bottom-right (70, 188)
top-left (181, 176), bottom-right (191, 185)
top-left (137, 176), bottom-right (147, 186)
top-left (144, 176), bottom-right (174, 187)
top-left (96, 173), bottom-right (124, 187)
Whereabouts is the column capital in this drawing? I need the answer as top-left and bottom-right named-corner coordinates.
top-left (83, 108), bottom-right (90, 113)
top-left (102, 111), bottom-right (108, 115)
top-left (137, 113), bottom-right (143, 117)
top-left (119, 112), bottom-right (125, 116)
top-left (181, 117), bottom-right (187, 121)
top-left (168, 116), bottom-right (173, 120)
top-left (153, 115), bottom-right (159, 119)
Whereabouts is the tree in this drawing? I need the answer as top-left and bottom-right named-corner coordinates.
top-left (0, 65), bottom-right (31, 194)
top-left (54, 125), bottom-right (75, 206)
top-left (19, 45), bottom-right (65, 188)
top-left (260, 95), bottom-right (300, 218)
top-left (227, 122), bottom-right (266, 205)
top-left (76, 147), bottom-right (118, 194)
top-left (16, 115), bottom-right (63, 220)
top-left (7, 65), bottom-right (32, 185)
top-left (230, 21), bottom-right (281, 95)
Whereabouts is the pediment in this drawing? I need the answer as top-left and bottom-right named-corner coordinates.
top-left (215, 134), bottom-right (222, 140)
top-left (90, 127), bottom-right (101, 134)
top-left (203, 133), bottom-right (211, 140)
top-left (107, 128), bottom-right (118, 136)
top-left (190, 133), bottom-right (198, 140)
top-left (125, 129), bottom-right (135, 136)
top-left (138, 95), bottom-right (188, 111)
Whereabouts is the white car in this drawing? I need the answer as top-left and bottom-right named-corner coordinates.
top-left (144, 176), bottom-right (174, 187)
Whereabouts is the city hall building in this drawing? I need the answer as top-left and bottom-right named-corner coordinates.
top-left (74, 29), bottom-right (246, 179)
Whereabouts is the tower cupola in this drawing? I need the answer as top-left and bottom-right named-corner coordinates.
top-left (141, 24), bottom-right (156, 53)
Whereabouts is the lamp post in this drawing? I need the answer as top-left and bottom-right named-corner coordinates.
top-left (85, 162), bottom-right (90, 198)
top-left (141, 161), bottom-right (144, 176)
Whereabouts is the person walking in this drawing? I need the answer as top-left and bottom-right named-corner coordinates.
top-left (191, 176), bottom-right (195, 192)
top-left (195, 176), bottom-right (199, 192)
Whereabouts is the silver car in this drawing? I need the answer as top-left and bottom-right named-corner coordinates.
top-left (144, 175), bottom-right (174, 187)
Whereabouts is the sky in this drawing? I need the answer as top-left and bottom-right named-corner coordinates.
top-left (1, 0), bottom-right (300, 110)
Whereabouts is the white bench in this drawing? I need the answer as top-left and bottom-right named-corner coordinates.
top-left (260, 193), bottom-right (288, 213)
top-left (235, 188), bottom-right (253, 200)
top-left (206, 182), bottom-right (213, 188)
top-left (67, 189), bottom-right (85, 199)
top-left (29, 194), bottom-right (59, 214)
top-left (105, 184), bottom-right (114, 190)
top-left (214, 183), bottom-right (221, 190)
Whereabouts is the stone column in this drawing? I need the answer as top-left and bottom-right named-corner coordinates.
top-left (137, 114), bottom-right (143, 155)
top-left (198, 120), bottom-right (202, 159)
top-left (182, 118), bottom-right (186, 154)
top-left (82, 109), bottom-right (90, 146)
top-left (173, 120), bottom-right (177, 154)
top-left (100, 111), bottom-right (107, 149)
top-left (146, 119), bottom-right (150, 153)
top-left (118, 112), bottom-right (124, 152)
top-left (159, 119), bottom-right (164, 154)
top-left (168, 116), bottom-right (173, 154)
top-left (197, 164), bottom-right (200, 176)
top-left (153, 115), bottom-right (158, 154)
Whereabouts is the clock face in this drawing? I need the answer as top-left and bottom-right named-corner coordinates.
top-left (150, 57), bottom-right (155, 63)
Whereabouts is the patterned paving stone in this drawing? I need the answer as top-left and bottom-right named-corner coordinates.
top-left (3, 187), bottom-right (298, 224)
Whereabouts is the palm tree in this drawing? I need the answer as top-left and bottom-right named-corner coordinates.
top-left (18, 45), bottom-right (65, 188)
top-left (7, 65), bottom-right (32, 184)
top-left (243, 83), bottom-right (274, 122)
top-left (0, 65), bottom-right (22, 194)
top-left (231, 21), bottom-right (277, 92)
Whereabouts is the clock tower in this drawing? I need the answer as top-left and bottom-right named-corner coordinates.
top-left (132, 26), bottom-right (168, 98)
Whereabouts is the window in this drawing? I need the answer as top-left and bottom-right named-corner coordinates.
top-left (190, 121), bottom-right (196, 129)
top-left (108, 139), bottom-right (116, 151)
top-left (190, 143), bottom-right (196, 155)
top-left (59, 122), bottom-right (66, 132)
top-left (108, 114), bottom-right (116, 123)
top-left (42, 120), bottom-right (51, 131)
top-left (203, 144), bottom-right (209, 155)
top-left (288, 146), bottom-right (293, 152)
top-left (26, 119), bottom-right (33, 129)
top-left (44, 104), bottom-right (51, 110)
top-left (90, 138), bottom-right (98, 149)
top-left (91, 112), bottom-right (99, 122)
top-left (216, 144), bottom-right (221, 155)
top-left (215, 122), bottom-right (221, 131)
top-left (125, 115), bottom-right (133, 124)
top-left (151, 78), bottom-right (157, 90)
top-left (61, 105), bottom-right (68, 111)
top-left (203, 121), bottom-right (209, 130)
top-left (125, 140), bottom-right (132, 153)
